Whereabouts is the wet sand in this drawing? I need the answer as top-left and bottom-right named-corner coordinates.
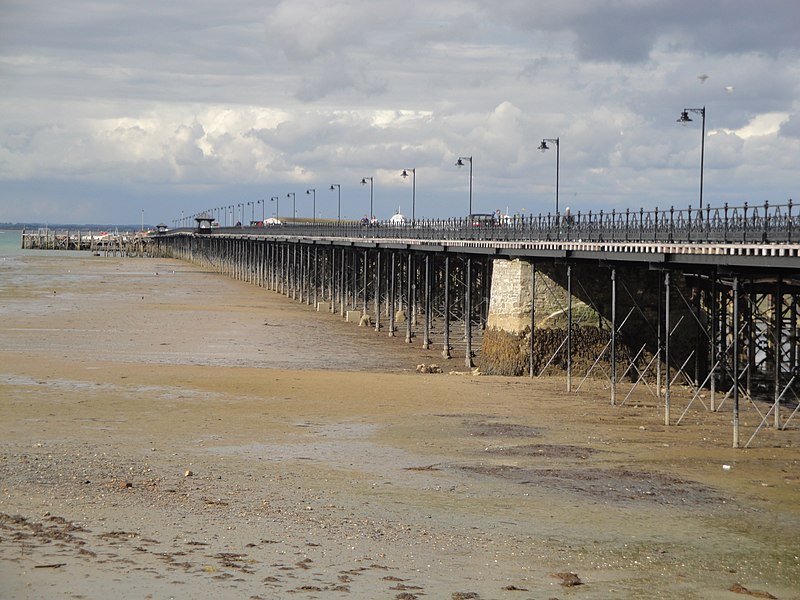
top-left (1, 253), bottom-right (799, 599)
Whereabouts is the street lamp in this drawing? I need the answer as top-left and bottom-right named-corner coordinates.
top-left (258, 199), bottom-right (264, 221)
top-left (306, 188), bottom-right (316, 223)
top-left (329, 184), bottom-right (341, 223)
top-left (361, 176), bottom-right (374, 220)
top-left (248, 201), bottom-right (254, 224)
top-left (400, 168), bottom-right (416, 222)
top-left (677, 106), bottom-right (706, 210)
top-left (538, 138), bottom-right (560, 214)
top-left (455, 156), bottom-right (473, 215)
top-left (271, 196), bottom-right (279, 220)
top-left (287, 192), bottom-right (296, 221)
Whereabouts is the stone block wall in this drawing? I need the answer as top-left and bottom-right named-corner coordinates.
top-left (481, 258), bottom-right (699, 377)
top-left (485, 258), bottom-right (532, 333)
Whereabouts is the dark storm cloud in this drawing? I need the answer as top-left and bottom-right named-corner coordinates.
top-left (489, 0), bottom-right (800, 62)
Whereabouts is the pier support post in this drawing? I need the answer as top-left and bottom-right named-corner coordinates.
top-left (406, 253), bottom-right (413, 343)
top-left (733, 276), bottom-right (740, 448)
top-left (529, 262), bottom-right (536, 378)
top-left (363, 249), bottom-right (369, 317)
top-left (567, 264), bottom-right (573, 392)
top-left (340, 247), bottom-right (346, 317)
top-left (442, 255), bottom-right (451, 359)
top-left (374, 251), bottom-right (382, 332)
top-left (775, 276), bottom-right (783, 429)
top-left (611, 267), bottom-right (617, 406)
top-left (664, 271), bottom-right (671, 426)
top-left (710, 275), bottom-right (717, 410)
top-left (465, 256), bottom-right (474, 367)
top-left (423, 255), bottom-right (431, 349)
top-left (389, 252), bottom-right (396, 337)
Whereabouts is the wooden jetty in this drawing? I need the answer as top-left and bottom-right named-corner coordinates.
top-left (20, 228), bottom-right (152, 257)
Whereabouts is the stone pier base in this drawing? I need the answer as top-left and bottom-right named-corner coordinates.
top-left (481, 258), bottom-right (614, 376)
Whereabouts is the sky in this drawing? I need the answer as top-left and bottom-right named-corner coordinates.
top-left (1, 0), bottom-right (799, 227)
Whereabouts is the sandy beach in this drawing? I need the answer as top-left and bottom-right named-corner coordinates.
top-left (1, 252), bottom-right (799, 599)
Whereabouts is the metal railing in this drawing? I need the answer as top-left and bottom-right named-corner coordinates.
top-left (179, 200), bottom-right (798, 245)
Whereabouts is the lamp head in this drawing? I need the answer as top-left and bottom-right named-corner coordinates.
top-left (329, 184), bottom-right (335, 191)
top-left (455, 158), bottom-right (464, 167)
top-left (361, 177), bottom-right (369, 185)
top-left (401, 169), bottom-right (409, 178)
top-left (678, 110), bottom-right (692, 124)
top-left (538, 140), bottom-right (549, 152)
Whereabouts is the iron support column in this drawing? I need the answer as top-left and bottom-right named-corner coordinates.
top-left (340, 247), bottom-right (346, 317)
top-left (664, 271), bottom-right (671, 426)
top-left (374, 251), bottom-right (382, 332)
top-left (567, 264), bottom-right (573, 392)
top-left (611, 267), bottom-right (617, 406)
top-left (363, 249), bottom-right (368, 316)
top-left (529, 262), bottom-right (536, 378)
top-left (774, 277), bottom-right (783, 429)
top-left (710, 275), bottom-right (717, 410)
top-left (733, 276), bottom-right (740, 448)
top-left (389, 252), bottom-right (396, 337)
top-left (442, 255), bottom-right (451, 359)
top-left (465, 256), bottom-right (474, 367)
top-left (423, 255), bottom-right (431, 349)
top-left (406, 254), bottom-right (413, 343)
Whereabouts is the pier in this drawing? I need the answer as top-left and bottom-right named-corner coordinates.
top-left (145, 201), bottom-right (800, 448)
top-left (20, 227), bottom-right (151, 257)
top-left (21, 202), bottom-right (800, 448)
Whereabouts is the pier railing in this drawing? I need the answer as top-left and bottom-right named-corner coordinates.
top-left (206, 200), bottom-right (798, 245)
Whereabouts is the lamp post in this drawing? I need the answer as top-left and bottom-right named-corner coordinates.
top-left (677, 107), bottom-right (706, 210)
top-left (287, 192), bottom-right (296, 221)
top-left (271, 196), bottom-right (279, 220)
top-left (538, 138), bottom-right (560, 214)
top-left (455, 156), bottom-right (473, 215)
top-left (306, 188), bottom-right (316, 223)
top-left (329, 184), bottom-right (341, 222)
top-left (361, 176), bottom-right (374, 219)
top-left (400, 168), bottom-right (416, 222)
top-left (258, 199), bottom-right (264, 222)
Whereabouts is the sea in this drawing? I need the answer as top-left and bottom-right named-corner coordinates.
top-left (0, 229), bottom-right (22, 257)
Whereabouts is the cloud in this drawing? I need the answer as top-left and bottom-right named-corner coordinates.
top-left (0, 0), bottom-right (799, 224)
top-left (779, 112), bottom-right (800, 140)
top-left (485, 0), bottom-right (800, 62)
